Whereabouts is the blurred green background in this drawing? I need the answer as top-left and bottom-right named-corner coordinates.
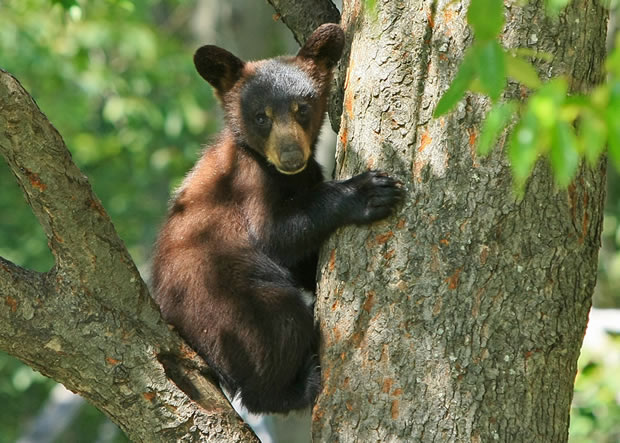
top-left (0, 0), bottom-right (618, 441)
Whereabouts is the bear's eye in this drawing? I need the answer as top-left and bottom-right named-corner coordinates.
top-left (255, 112), bottom-right (270, 127)
top-left (297, 103), bottom-right (310, 118)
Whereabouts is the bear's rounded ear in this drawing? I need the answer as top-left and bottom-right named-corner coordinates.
top-left (297, 23), bottom-right (345, 68)
top-left (194, 45), bottom-right (245, 95)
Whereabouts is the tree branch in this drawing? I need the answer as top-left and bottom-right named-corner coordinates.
top-left (266, 0), bottom-right (340, 45)
top-left (0, 256), bottom-right (46, 313)
top-left (0, 70), bottom-right (137, 306)
top-left (0, 69), bottom-right (258, 442)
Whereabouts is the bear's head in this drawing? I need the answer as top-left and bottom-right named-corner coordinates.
top-left (193, 24), bottom-right (345, 175)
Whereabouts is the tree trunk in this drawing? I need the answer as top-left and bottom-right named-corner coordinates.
top-left (313, 0), bottom-right (608, 441)
top-left (1, 0), bottom-right (609, 439)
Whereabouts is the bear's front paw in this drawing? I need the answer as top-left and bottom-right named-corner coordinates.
top-left (345, 170), bottom-right (404, 224)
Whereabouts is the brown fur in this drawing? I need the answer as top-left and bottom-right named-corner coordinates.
top-left (152, 24), bottom-right (402, 414)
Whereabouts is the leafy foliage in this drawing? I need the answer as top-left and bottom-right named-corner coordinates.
top-left (434, 0), bottom-right (620, 195)
top-left (0, 0), bottom-right (294, 440)
top-left (570, 336), bottom-right (620, 442)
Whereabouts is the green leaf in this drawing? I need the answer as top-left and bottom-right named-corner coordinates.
top-left (364, 0), bottom-right (378, 15)
top-left (505, 53), bottom-right (542, 89)
top-left (550, 120), bottom-right (579, 187)
top-left (477, 40), bottom-right (507, 101)
top-left (508, 111), bottom-right (539, 187)
top-left (467, 0), bottom-right (504, 40)
top-left (433, 50), bottom-right (477, 117)
top-left (51, 0), bottom-right (78, 9)
top-left (546, 0), bottom-right (572, 15)
top-left (606, 36), bottom-right (620, 76)
top-left (529, 78), bottom-right (568, 129)
top-left (478, 101), bottom-right (517, 156)
top-left (607, 80), bottom-right (620, 171)
top-left (578, 111), bottom-right (607, 166)
top-left (512, 48), bottom-right (553, 62)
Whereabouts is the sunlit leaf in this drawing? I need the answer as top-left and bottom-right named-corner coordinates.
top-left (606, 36), bottom-right (620, 76)
top-left (607, 80), bottom-right (620, 170)
top-left (508, 111), bottom-right (539, 187)
top-left (433, 49), bottom-right (477, 117)
top-left (550, 120), bottom-right (579, 187)
top-left (478, 101), bottom-right (517, 156)
top-left (505, 53), bottom-right (542, 89)
top-left (477, 40), bottom-right (507, 101)
top-left (578, 111), bottom-right (607, 166)
top-left (512, 47), bottom-right (553, 62)
top-left (546, 0), bottom-right (571, 15)
top-left (467, 0), bottom-right (504, 40)
top-left (529, 78), bottom-right (567, 129)
top-left (559, 104), bottom-right (581, 123)
top-left (51, 0), bottom-right (78, 9)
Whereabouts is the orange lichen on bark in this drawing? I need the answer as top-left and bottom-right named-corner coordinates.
top-left (106, 357), bottom-right (120, 365)
top-left (312, 408), bottom-right (324, 422)
top-left (426, 9), bottom-right (434, 28)
top-left (345, 401), bottom-right (353, 411)
top-left (52, 231), bottom-right (64, 244)
top-left (5, 296), bottom-right (18, 313)
top-left (344, 89), bottom-right (354, 119)
top-left (343, 58), bottom-right (355, 119)
top-left (480, 245), bottom-right (489, 264)
top-left (413, 159), bottom-right (427, 183)
top-left (382, 378), bottom-right (394, 393)
top-left (328, 249), bottom-right (336, 272)
top-left (331, 299), bottom-right (340, 311)
top-left (446, 267), bottom-right (462, 290)
top-left (25, 169), bottom-right (47, 192)
top-left (89, 197), bottom-right (108, 218)
top-left (179, 343), bottom-right (198, 359)
top-left (374, 230), bottom-right (394, 245)
top-left (396, 218), bottom-right (406, 229)
top-left (351, 331), bottom-right (362, 347)
top-left (432, 296), bottom-right (443, 316)
top-left (362, 291), bottom-right (376, 313)
top-left (332, 326), bottom-right (342, 341)
top-left (468, 128), bottom-right (480, 167)
top-left (391, 399), bottom-right (400, 419)
top-left (143, 392), bottom-right (156, 402)
top-left (418, 130), bottom-right (432, 152)
top-left (468, 127), bottom-right (477, 148)
top-left (339, 125), bottom-right (348, 150)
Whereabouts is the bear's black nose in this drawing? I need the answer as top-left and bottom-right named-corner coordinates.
top-left (279, 144), bottom-right (305, 172)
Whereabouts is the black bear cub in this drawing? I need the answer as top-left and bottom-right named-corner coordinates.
top-left (152, 24), bottom-right (403, 414)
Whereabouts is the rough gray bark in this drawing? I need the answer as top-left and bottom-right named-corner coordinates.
top-left (310, 0), bottom-right (608, 441)
top-left (266, 0), bottom-right (340, 45)
top-left (1, 0), bottom-right (609, 439)
top-left (0, 69), bottom-right (258, 442)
